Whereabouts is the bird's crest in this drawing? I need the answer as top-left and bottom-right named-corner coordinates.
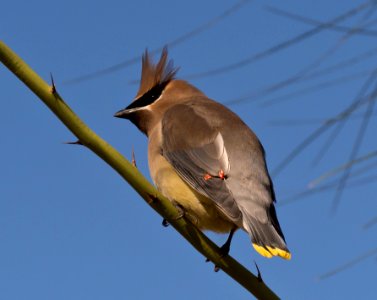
top-left (136, 47), bottom-right (179, 98)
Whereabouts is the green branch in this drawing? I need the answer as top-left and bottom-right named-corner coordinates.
top-left (0, 40), bottom-right (280, 300)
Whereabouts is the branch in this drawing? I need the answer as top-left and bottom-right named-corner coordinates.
top-left (0, 40), bottom-right (280, 300)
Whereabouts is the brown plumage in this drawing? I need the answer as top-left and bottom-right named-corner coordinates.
top-left (115, 49), bottom-right (291, 260)
top-left (136, 47), bottom-right (178, 98)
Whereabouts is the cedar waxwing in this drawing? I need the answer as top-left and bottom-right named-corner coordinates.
top-left (114, 48), bottom-right (291, 260)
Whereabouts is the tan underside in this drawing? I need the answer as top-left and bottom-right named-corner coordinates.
top-left (152, 156), bottom-right (234, 233)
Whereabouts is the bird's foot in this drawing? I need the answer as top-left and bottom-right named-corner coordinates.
top-left (207, 241), bottom-right (230, 272)
top-left (161, 204), bottom-right (185, 227)
top-left (204, 258), bottom-right (221, 272)
top-left (219, 228), bottom-right (236, 257)
top-left (203, 241), bottom-right (230, 272)
top-left (204, 242), bottom-right (229, 261)
top-left (173, 203), bottom-right (185, 220)
top-left (204, 229), bottom-right (236, 272)
top-left (219, 241), bottom-right (231, 257)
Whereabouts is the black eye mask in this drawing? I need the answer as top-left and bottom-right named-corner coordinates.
top-left (126, 81), bottom-right (169, 110)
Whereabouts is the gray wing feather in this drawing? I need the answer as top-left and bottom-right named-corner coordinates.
top-left (161, 104), bottom-right (241, 221)
top-left (161, 101), bottom-right (289, 254)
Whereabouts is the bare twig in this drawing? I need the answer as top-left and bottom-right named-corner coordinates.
top-left (64, 0), bottom-right (252, 85)
top-left (309, 150), bottom-right (377, 188)
top-left (227, 47), bottom-right (377, 105)
top-left (272, 69), bottom-right (377, 177)
top-left (363, 216), bottom-right (377, 229)
top-left (267, 5), bottom-right (377, 37)
top-left (332, 83), bottom-right (377, 213)
top-left (318, 247), bottom-right (377, 280)
top-left (186, 2), bottom-right (370, 80)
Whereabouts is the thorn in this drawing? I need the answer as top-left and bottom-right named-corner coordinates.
top-left (64, 140), bottom-right (83, 145)
top-left (162, 219), bottom-right (169, 227)
top-left (50, 72), bottom-right (57, 94)
top-left (131, 146), bottom-right (137, 168)
top-left (203, 173), bottom-right (212, 181)
top-left (254, 261), bottom-right (263, 282)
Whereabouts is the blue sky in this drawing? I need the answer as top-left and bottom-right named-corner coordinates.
top-left (1, 1), bottom-right (376, 299)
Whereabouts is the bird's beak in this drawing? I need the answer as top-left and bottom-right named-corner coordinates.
top-left (114, 107), bottom-right (130, 119)
top-left (114, 105), bottom-right (141, 119)
top-left (114, 100), bottom-right (145, 119)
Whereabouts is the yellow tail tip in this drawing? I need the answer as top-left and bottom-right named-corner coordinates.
top-left (253, 244), bottom-right (291, 260)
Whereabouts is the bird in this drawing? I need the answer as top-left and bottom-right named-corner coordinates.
top-left (114, 48), bottom-right (291, 260)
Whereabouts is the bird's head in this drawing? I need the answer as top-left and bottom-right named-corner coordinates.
top-left (114, 47), bottom-right (204, 136)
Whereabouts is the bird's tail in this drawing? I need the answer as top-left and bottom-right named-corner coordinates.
top-left (242, 205), bottom-right (291, 260)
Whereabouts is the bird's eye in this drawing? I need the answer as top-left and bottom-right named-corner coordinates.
top-left (146, 84), bottom-right (163, 101)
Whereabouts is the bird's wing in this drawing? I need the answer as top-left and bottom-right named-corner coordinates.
top-left (161, 102), bottom-right (291, 259)
top-left (161, 104), bottom-right (242, 221)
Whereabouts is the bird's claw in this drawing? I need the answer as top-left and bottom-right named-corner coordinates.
top-left (162, 204), bottom-right (184, 227)
top-left (204, 258), bottom-right (221, 272)
top-left (173, 203), bottom-right (185, 220)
